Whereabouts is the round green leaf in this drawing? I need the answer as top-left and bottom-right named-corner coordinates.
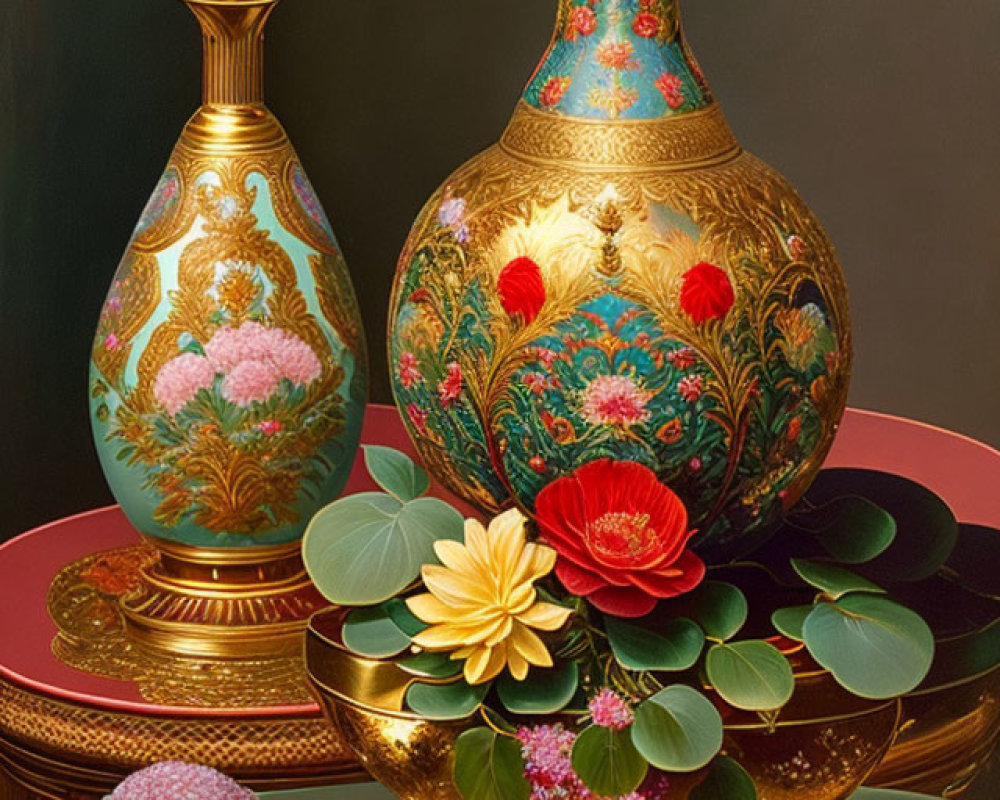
top-left (363, 445), bottom-right (430, 503)
top-left (341, 605), bottom-right (411, 658)
top-left (405, 679), bottom-right (488, 721)
top-left (397, 651), bottom-right (462, 680)
top-left (803, 594), bottom-right (935, 698)
top-left (690, 756), bottom-right (757, 800)
top-left (848, 790), bottom-right (941, 800)
top-left (571, 725), bottom-right (648, 797)
top-left (791, 560), bottom-right (885, 600)
top-left (303, 492), bottom-right (463, 606)
top-left (385, 597), bottom-right (429, 636)
top-left (806, 469), bottom-right (959, 583)
top-left (497, 662), bottom-right (578, 715)
top-left (690, 582), bottom-right (748, 641)
top-left (771, 605), bottom-right (813, 642)
top-left (705, 641), bottom-right (795, 711)
top-left (789, 495), bottom-right (897, 564)
top-left (632, 685), bottom-right (724, 772)
top-left (606, 616), bottom-right (705, 672)
top-left (453, 727), bottom-right (530, 800)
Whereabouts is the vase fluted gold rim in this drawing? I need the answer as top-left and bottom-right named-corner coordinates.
top-left (120, 605), bottom-right (309, 659)
top-left (149, 536), bottom-right (303, 566)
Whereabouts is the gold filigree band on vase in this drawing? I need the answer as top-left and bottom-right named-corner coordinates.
top-left (500, 101), bottom-right (741, 170)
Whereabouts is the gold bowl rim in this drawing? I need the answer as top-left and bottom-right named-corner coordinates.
top-left (304, 609), bottom-right (902, 731)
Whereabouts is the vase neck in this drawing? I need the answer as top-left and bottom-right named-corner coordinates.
top-left (185, 0), bottom-right (279, 107)
top-left (523, 0), bottom-right (713, 120)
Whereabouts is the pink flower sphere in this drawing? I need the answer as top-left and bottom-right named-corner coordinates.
top-left (154, 353), bottom-right (215, 415)
top-left (106, 762), bottom-right (257, 800)
top-left (221, 359), bottom-right (281, 408)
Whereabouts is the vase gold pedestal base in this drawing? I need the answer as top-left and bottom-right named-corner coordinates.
top-left (119, 539), bottom-right (328, 660)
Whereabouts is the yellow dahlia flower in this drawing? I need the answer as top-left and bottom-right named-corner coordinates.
top-left (406, 508), bottom-right (573, 685)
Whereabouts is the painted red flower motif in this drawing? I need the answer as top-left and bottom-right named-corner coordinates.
top-left (679, 262), bottom-right (735, 324)
top-left (398, 351), bottom-right (421, 388)
top-left (677, 374), bottom-right (704, 403)
top-left (633, 12), bottom-right (660, 38)
top-left (667, 346), bottom-right (698, 371)
top-left (567, 5), bottom-right (598, 39)
top-left (535, 460), bottom-right (706, 618)
top-left (437, 362), bottom-right (463, 408)
top-left (540, 76), bottom-right (572, 107)
top-left (407, 403), bottom-right (429, 435)
top-left (655, 72), bottom-right (685, 109)
top-left (498, 257), bottom-right (546, 324)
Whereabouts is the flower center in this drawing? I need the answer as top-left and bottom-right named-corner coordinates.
top-left (585, 511), bottom-right (660, 568)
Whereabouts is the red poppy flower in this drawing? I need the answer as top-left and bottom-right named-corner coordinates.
top-left (535, 460), bottom-right (705, 618)
top-left (679, 262), bottom-right (735, 324)
top-left (633, 12), bottom-right (660, 38)
top-left (498, 257), bottom-right (546, 324)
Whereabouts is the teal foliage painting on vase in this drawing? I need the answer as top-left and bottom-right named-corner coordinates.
top-left (90, 146), bottom-right (367, 549)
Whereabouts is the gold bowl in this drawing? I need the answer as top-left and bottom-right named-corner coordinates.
top-left (305, 609), bottom-right (900, 800)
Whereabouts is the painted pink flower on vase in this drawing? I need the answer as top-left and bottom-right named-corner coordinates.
top-left (437, 362), bottom-right (463, 408)
top-left (154, 353), bottom-right (216, 415)
top-left (205, 322), bottom-right (322, 388)
top-left (222, 360), bottom-right (281, 408)
top-left (398, 351), bottom-right (421, 388)
top-left (204, 322), bottom-right (268, 372)
top-left (677, 374), bottom-right (704, 403)
top-left (580, 375), bottom-right (652, 428)
top-left (270, 330), bottom-right (323, 386)
top-left (104, 333), bottom-right (121, 351)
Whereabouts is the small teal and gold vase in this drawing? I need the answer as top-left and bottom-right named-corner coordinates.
top-left (88, 0), bottom-right (366, 657)
top-left (389, 0), bottom-right (852, 558)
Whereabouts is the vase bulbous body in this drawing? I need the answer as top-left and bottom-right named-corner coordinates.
top-left (389, 0), bottom-right (851, 553)
top-left (88, 0), bottom-right (366, 654)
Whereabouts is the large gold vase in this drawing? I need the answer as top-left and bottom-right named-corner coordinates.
top-left (87, 0), bottom-right (367, 658)
top-left (388, 0), bottom-right (851, 555)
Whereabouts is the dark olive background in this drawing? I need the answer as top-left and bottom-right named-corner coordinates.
top-left (0, 1), bottom-right (999, 792)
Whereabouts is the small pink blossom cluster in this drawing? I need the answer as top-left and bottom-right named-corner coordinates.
top-left (154, 322), bottom-right (322, 415)
top-left (517, 724), bottom-right (669, 800)
top-left (105, 761), bottom-right (257, 800)
top-left (589, 689), bottom-right (634, 731)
